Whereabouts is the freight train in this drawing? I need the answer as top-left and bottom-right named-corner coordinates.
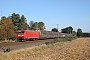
top-left (17, 30), bottom-right (72, 42)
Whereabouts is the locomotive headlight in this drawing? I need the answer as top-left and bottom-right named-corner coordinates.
top-left (18, 35), bottom-right (20, 36)
top-left (22, 35), bottom-right (24, 36)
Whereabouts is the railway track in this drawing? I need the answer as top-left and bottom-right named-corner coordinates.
top-left (0, 39), bottom-right (53, 52)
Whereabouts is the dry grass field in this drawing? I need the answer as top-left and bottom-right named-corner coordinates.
top-left (0, 38), bottom-right (90, 60)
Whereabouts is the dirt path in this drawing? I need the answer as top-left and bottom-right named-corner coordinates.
top-left (19, 38), bottom-right (90, 60)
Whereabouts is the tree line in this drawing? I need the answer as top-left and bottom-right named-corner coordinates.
top-left (51, 26), bottom-right (90, 37)
top-left (0, 13), bottom-right (45, 40)
top-left (60, 26), bottom-right (90, 37)
top-left (0, 13), bottom-right (90, 40)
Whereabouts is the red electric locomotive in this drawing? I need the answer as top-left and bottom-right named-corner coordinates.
top-left (17, 30), bottom-right (72, 42)
top-left (17, 30), bottom-right (40, 42)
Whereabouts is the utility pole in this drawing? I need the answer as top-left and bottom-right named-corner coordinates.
top-left (57, 24), bottom-right (59, 40)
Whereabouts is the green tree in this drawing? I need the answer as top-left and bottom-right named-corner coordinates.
top-left (38, 22), bottom-right (45, 30)
top-left (29, 20), bottom-right (34, 30)
top-left (31, 22), bottom-right (38, 30)
top-left (30, 21), bottom-right (45, 30)
top-left (77, 28), bottom-right (82, 37)
top-left (51, 28), bottom-right (58, 32)
top-left (1, 16), bottom-right (6, 20)
top-left (82, 33), bottom-right (90, 37)
top-left (68, 26), bottom-right (73, 34)
top-left (72, 31), bottom-right (76, 36)
top-left (61, 26), bottom-right (73, 34)
top-left (20, 15), bottom-right (28, 30)
top-left (10, 13), bottom-right (20, 30)
top-left (10, 13), bottom-right (28, 30)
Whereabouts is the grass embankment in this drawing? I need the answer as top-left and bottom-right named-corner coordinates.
top-left (0, 36), bottom-right (77, 60)
top-left (0, 40), bottom-right (16, 44)
top-left (0, 40), bottom-right (12, 44)
top-left (45, 36), bottom-right (77, 45)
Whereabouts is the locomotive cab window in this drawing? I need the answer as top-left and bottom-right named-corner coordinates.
top-left (18, 31), bottom-right (24, 33)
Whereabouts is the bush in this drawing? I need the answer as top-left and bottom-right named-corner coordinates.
top-left (63, 36), bottom-right (77, 41)
top-left (53, 38), bottom-right (60, 43)
top-left (2, 48), bottom-right (12, 53)
top-left (45, 36), bottom-right (77, 45)
top-left (45, 42), bottom-right (51, 45)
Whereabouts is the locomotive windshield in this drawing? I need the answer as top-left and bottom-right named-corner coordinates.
top-left (18, 30), bottom-right (24, 34)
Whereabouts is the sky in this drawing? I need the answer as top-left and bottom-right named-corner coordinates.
top-left (0, 0), bottom-right (90, 32)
